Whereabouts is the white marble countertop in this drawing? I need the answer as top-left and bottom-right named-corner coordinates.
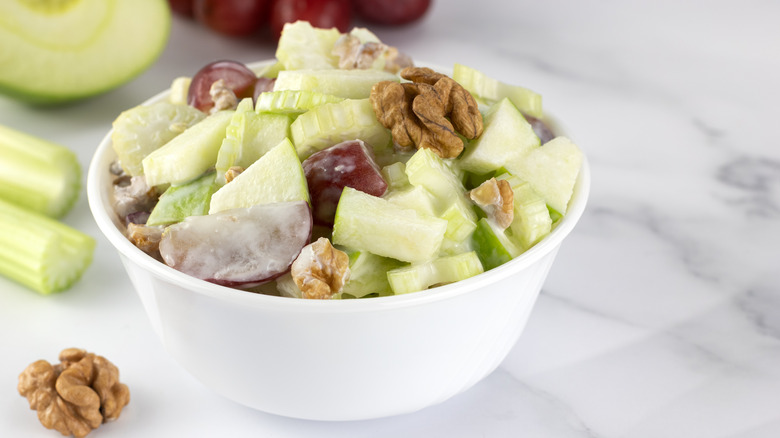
top-left (2, 1), bottom-right (779, 436)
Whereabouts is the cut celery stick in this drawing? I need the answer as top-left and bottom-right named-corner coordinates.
top-left (0, 124), bottom-right (81, 218)
top-left (290, 98), bottom-right (392, 159)
top-left (339, 250), bottom-right (405, 298)
top-left (496, 173), bottom-right (553, 250)
top-left (215, 99), bottom-right (291, 184)
top-left (453, 63), bottom-right (543, 118)
top-left (0, 199), bottom-right (94, 294)
top-left (274, 69), bottom-right (399, 99)
top-left (380, 162), bottom-right (409, 190)
top-left (387, 251), bottom-right (484, 294)
top-left (255, 90), bottom-right (344, 115)
top-left (332, 187), bottom-right (447, 263)
top-left (471, 217), bottom-right (519, 271)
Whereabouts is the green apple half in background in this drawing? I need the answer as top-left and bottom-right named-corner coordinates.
top-left (0, 0), bottom-right (170, 103)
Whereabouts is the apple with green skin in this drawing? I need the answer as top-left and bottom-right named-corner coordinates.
top-left (0, 0), bottom-right (170, 103)
top-left (146, 171), bottom-right (219, 226)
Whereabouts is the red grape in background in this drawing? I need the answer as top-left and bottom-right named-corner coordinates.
top-left (168, 0), bottom-right (194, 17)
top-left (270, 0), bottom-right (352, 40)
top-left (187, 60), bottom-right (258, 112)
top-left (194, 0), bottom-right (271, 36)
top-left (353, 0), bottom-right (431, 25)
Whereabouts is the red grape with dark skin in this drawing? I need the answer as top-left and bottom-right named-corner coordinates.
top-left (269, 0), bottom-right (352, 40)
top-left (168, 0), bottom-right (195, 17)
top-left (353, 0), bottom-right (431, 26)
top-left (194, 0), bottom-right (271, 37)
top-left (187, 60), bottom-right (258, 113)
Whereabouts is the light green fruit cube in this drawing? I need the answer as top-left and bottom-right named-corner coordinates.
top-left (459, 97), bottom-right (540, 175)
top-left (147, 171), bottom-right (218, 226)
top-left (275, 21), bottom-right (341, 70)
top-left (452, 63), bottom-right (543, 118)
top-left (333, 187), bottom-right (447, 263)
top-left (142, 110), bottom-right (234, 187)
top-left (505, 136), bottom-right (583, 215)
top-left (387, 251), bottom-right (484, 294)
top-left (208, 138), bottom-right (309, 214)
top-left (274, 69), bottom-right (399, 100)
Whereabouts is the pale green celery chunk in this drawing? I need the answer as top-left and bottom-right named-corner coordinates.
top-left (496, 173), bottom-right (553, 251)
top-left (387, 251), bottom-right (484, 295)
top-left (339, 250), bottom-right (405, 299)
top-left (215, 98), bottom-right (291, 184)
top-left (0, 199), bottom-right (94, 295)
top-left (452, 63), bottom-right (543, 118)
top-left (273, 69), bottom-right (399, 99)
top-left (255, 90), bottom-right (344, 115)
top-left (0, 124), bottom-right (81, 218)
top-left (290, 98), bottom-right (391, 159)
top-left (380, 162), bottom-right (409, 190)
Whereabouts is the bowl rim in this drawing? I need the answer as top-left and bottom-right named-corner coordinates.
top-left (87, 59), bottom-right (591, 313)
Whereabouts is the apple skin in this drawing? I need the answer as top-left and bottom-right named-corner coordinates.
top-left (302, 139), bottom-right (388, 225)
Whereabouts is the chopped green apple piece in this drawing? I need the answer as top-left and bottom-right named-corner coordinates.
top-left (505, 136), bottom-right (583, 215)
top-left (112, 101), bottom-right (206, 176)
top-left (383, 185), bottom-right (437, 217)
top-left (387, 251), bottom-right (484, 294)
top-left (275, 20), bottom-right (341, 70)
top-left (290, 98), bottom-right (392, 159)
top-left (255, 90), bottom-right (344, 115)
top-left (0, 0), bottom-right (170, 103)
top-left (215, 99), bottom-right (291, 184)
top-left (459, 97), bottom-right (539, 175)
top-left (0, 199), bottom-right (94, 295)
top-left (142, 110), bottom-right (234, 187)
top-left (209, 138), bottom-right (309, 214)
top-left (332, 187), bottom-right (447, 263)
top-left (471, 217), bottom-right (520, 271)
top-left (274, 69), bottom-right (399, 100)
top-left (339, 250), bottom-right (405, 298)
top-left (452, 63), bottom-right (543, 118)
top-left (146, 171), bottom-right (218, 226)
top-left (0, 124), bottom-right (81, 218)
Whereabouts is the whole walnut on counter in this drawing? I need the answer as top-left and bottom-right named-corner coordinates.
top-left (18, 348), bottom-right (130, 438)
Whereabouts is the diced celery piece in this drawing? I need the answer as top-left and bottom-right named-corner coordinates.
top-left (255, 90), bottom-right (344, 115)
top-left (452, 63), bottom-right (543, 118)
top-left (439, 200), bottom-right (478, 254)
top-left (275, 21), bottom-right (341, 70)
top-left (380, 162), bottom-right (409, 190)
top-left (459, 97), bottom-right (539, 175)
top-left (339, 250), bottom-right (405, 298)
top-left (112, 101), bottom-right (205, 176)
top-left (290, 98), bottom-right (391, 159)
top-left (276, 272), bottom-right (302, 299)
top-left (496, 173), bottom-right (553, 250)
top-left (0, 199), bottom-right (94, 294)
top-left (147, 171), bottom-right (218, 226)
top-left (332, 187), bottom-right (447, 263)
top-left (142, 109), bottom-right (234, 187)
top-left (215, 99), bottom-right (291, 184)
top-left (209, 138), bottom-right (309, 214)
top-left (0, 124), bottom-right (81, 218)
top-left (387, 251), bottom-right (484, 295)
top-left (273, 69), bottom-right (399, 99)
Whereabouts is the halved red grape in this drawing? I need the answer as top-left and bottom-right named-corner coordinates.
top-left (168, 0), bottom-right (195, 17)
top-left (353, 0), bottom-right (431, 26)
top-left (269, 0), bottom-right (351, 40)
top-left (159, 201), bottom-right (313, 287)
top-left (302, 139), bottom-right (387, 225)
top-left (193, 0), bottom-right (270, 37)
top-left (253, 77), bottom-right (276, 101)
top-left (524, 115), bottom-right (555, 144)
top-left (187, 60), bottom-right (257, 112)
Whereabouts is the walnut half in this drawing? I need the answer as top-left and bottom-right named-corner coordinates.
top-left (290, 237), bottom-right (350, 299)
top-left (18, 348), bottom-right (130, 438)
top-left (470, 178), bottom-right (514, 230)
top-left (370, 67), bottom-right (483, 159)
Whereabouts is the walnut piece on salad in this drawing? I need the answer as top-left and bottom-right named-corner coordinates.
top-left (291, 237), bottom-right (350, 299)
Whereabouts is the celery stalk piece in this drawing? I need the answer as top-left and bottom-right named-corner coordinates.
top-left (0, 199), bottom-right (95, 294)
top-left (452, 63), bottom-right (543, 119)
top-left (0, 124), bottom-right (81, 218)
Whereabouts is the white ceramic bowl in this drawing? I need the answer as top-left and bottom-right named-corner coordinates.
top-left (87, 62), bottom-right (590, 421)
